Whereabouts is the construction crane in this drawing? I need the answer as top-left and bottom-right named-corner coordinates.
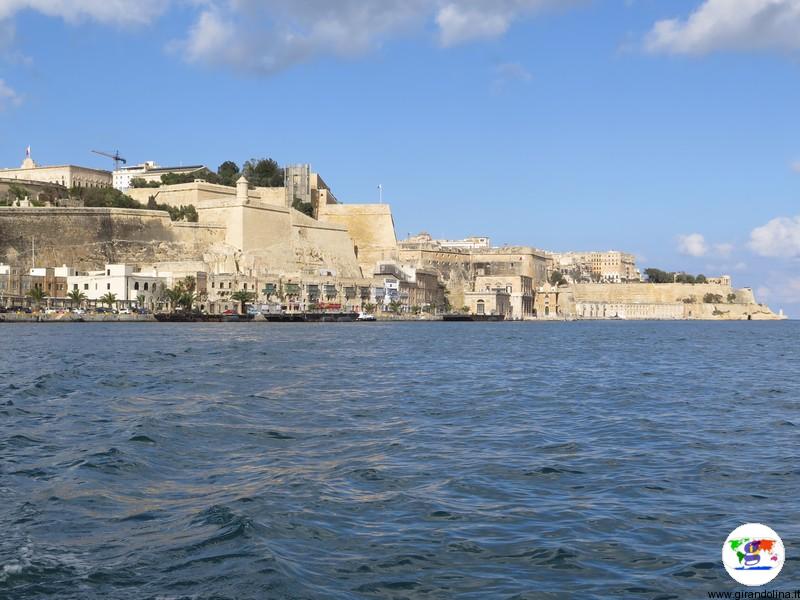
top-left (91, 149), bottom-right (127, 170)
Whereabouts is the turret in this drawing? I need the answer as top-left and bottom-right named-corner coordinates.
top-left (236, 175), bottom-right (249, 203)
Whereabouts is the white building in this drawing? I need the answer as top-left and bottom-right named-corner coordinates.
top-left (113, 161), bottom-right (206, 192)
top-left (437, 236), bottom-right (491, 250)
top-left (67, 264), bottom-right (167, 309)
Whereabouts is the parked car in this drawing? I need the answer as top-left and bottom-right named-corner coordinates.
top-left (72, 308), bottom-right (85, 315)
top-left (118, 308), bottom-right (132, 315)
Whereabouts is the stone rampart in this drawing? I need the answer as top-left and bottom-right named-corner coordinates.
top-left (317, 203), bottom-right (398, 274)
top-left (0, 207), bottom-right (224, 270)
top-left (569, 283), bottom-right (781, 320)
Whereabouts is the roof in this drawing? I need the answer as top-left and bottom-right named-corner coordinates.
top-left (130, 165), bottom-right (206, 175)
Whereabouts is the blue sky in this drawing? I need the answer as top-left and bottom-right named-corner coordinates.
top-left (1, 0), bottom-right (799, 315)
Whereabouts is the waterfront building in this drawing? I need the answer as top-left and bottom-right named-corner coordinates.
top-left (0, 149), bottom-right (111, 189)
top-left (474, 274), bottom-right (533, 319)
top-left (464, 288), bottom-right (511, 317)
top-left (0, 264), bottom-right (69, 307)
top-left (67, 264), bottom-right (167, 310)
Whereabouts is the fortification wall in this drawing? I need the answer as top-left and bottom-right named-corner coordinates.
top-left (0, 207), bottom-right (224, 270)
top-left (291, 210), bottom-right (362, 278)
top-left (127, 182), bottom-right (263, 209)
top-left (317, 203), bottom-right (397, 274)
top-left (571, 283), bottom-right (755, 304)
top-left (1, 178), bottom-right (68, 200)
top-left (569, 283), bottom-right (780, 320)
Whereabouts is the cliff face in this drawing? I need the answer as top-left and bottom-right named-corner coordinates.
top-left (0, 207), bottom-right (225, 271)
top-left (567, 283), bottom-right (783, 320)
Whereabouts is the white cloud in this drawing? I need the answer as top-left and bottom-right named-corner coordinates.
top-left (677, 233), bottom-right (708, 257)
top-left (0, 77), bottom-right (21, 109)
top-left (176, 0), bottom-right (578, 74)
top-left (645, 0), bottom-right (800, 55)
top-left (0, 0), bottom-right (168, 25)
top-left (713, 242), bottom-right (734, 258)
top-left (0, 0), bottom-right (582, 74)
top-left (436, 1), bottom-right (580, 46)
top-left (749, 215), bottom-right (800, 258)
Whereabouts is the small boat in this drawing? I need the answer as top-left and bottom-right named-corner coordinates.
top-left (356, 312), bottom-right (376, 321)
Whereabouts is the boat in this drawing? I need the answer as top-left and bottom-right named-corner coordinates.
top-left (442, 314), bottom-right (505, 322)
top-left (154, 313), bottom-right (223, 322)
top-left (356, 312), bottom-right (376, 321)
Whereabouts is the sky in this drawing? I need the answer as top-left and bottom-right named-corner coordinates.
top-left (0, 0), bottom-right (799, 315)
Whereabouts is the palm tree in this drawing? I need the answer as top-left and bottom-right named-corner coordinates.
top-left (26, 287), bottom-right (47, 310)
top-left (388, 300), bottom-right (403, 315)
top-left (99, 292), bottom-right (117, 309)
top-left (164, 287), bottom-right (185, 313)
top-left (230, 290), bottom-right (256, 315)
top-left (67, 288), bottom-right (87, 309)
top-left (362, 303), bottom-right (376, 314)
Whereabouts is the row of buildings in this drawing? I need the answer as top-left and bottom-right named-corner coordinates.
top-left (0, 261), bottom-right (448, 315)
top-left (3, 147), bottom-right (753, 320)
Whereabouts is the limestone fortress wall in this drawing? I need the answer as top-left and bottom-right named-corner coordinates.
top-left (568, 283), bottom-right (782, 320)
top-left (0, 207), bottom-right (225, 270)
top-left (317, 203), bottom-right (398, 276)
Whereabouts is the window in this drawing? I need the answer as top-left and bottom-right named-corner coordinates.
top-left (73, 284), bottom-right (78, 290)
top-left (107, 269), bottom-right (110, 276)
top-left (144, 282), bottom-right (148, 291)
top-left (134, 282), bottom-right (139, 291)
top-left (243, 283), bottom-right (248, 290)
top-left (107, 283), bottom-right (111, 290)
top-left (476, 300), bottom-right (485, 315)
top-left (84, 283), bottom-right (89, 290)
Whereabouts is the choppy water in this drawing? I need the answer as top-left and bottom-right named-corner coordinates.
top-left (1, 321), bottom-right (798, 599)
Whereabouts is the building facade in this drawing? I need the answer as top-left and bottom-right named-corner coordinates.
top-left (1, 150), bottom-right (111, 189)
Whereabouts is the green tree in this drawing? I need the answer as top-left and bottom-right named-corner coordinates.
top-left (292, 197), bottom-right (314, 217)
top-left (703, 293), bottom-right (724, 304)
top-left (72, 186), bottom-right (143, 209)
top-left (67, 288), bottom-right (87, 308)
top-left (164, 287), bottom-right (185, 313)
top-left (6, 183), bottom-right (30, 205)
top-left (217, 161), bottom-right (240, 187)
top-left (362, 302), bottom-right (376, 314)
top-left (727, 293), bottom-right (737, 303)
top-left (549, 270), bottom-right (567, 286)
top-left (99, 292), bottom-right (117, 309)
top-left (242, 158), bottom-right (283, 187)
top-left (645, 268), bottom-right (673, 284)
top-left (130, 177), bottom-right (160, 188)
top-left (695, 274), bottom-right (707, 284)
top-left (26, 286), bottom-right (47, 309)
top-left (388, 300), bottom-right (402, 314)
top-left (231, 290), bottom-right (256, 314)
